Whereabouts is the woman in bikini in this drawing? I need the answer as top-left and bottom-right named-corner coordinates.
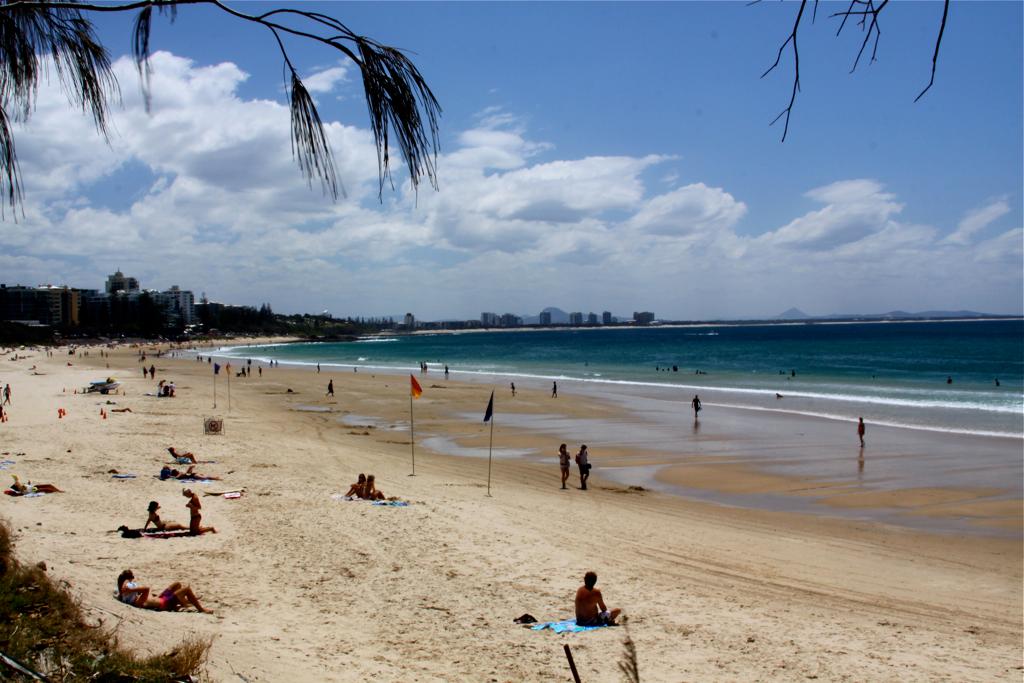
top-left (363, 474), bottom-right (385, 501)
top-left (144, 500), bottom-right (186, 532)
top-left (344, 473), bottom-right (367, 498)
top-left (117, 569), bottom-right (211, 613)
top-left (167, 447), bottom-right (197, 464)
top-left (183, 488), bottom-right (216, 535)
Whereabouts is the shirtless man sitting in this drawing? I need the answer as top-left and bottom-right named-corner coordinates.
top-left (575, 571), bottom-right (621, 626)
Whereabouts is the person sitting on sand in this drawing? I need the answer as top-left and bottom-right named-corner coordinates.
top-left (183, 488), bottom-right (216, 534)
top-left (345, 473), bottom-right (367, 498)
top-left (144, 500), bottom-right (186, 532)
top-left (10, 475), bottom-right (62, 494)
top-left (167, 447), bottom-right (197, 464)
top-left (117, 569), bottom-right (211, 613)
top-left (575, 571), bottom-right (621, 626)
top-left (364, 474), bottom-right (385, 501)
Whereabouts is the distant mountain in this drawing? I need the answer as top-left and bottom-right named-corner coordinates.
top-left (820, 310), bottom-right (991, 320)
top-left (776, 307), bottom-right (809, 320)
top-left (523, 307), bottom-right (570, 325)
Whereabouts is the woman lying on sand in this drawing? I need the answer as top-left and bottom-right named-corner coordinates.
top-left (159, 466), bottom-right (221, 481)
top-left (116, 569), bottom-right (211, 613)
top-left (167, 447), bottom-right (197, 464)
top-left (9, 475), bottom-right (62, 495)
top-left (144, 500), bottom-right (186, 532)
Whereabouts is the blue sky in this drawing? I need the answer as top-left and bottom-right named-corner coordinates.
top-left (3, 1), bottom-right (1021, 319)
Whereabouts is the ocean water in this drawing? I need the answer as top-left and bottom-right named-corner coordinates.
top-left (222, 320), bottom-right (1024, 438)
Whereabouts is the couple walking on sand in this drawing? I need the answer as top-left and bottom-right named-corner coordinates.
top-left (558, 443), bottom-right (591, 490)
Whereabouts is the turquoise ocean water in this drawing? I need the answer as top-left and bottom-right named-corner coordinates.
top-left (222, 320), bottom-right (1023, 439)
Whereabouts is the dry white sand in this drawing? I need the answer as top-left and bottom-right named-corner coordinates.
top-left (0, 343), bottom-right (1020, 681)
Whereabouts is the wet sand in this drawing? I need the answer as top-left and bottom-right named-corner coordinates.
top-left (0, 342), bottom-right (1020, 681)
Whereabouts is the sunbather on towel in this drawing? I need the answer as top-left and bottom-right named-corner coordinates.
top-left (167, 447), bottom-right (197, 464)
top-left (117, 569), bottom-right (211, 613)
top-left (344, 473), bottom-right (367, 498)
top-left (183, 488), bottom-right (216, 534)
top-left (159, 466), bottom-right (220, 481)
top-left (575, 571), bottom-right (621, 626)
top-left (144, 500), bottom-right (186, 532)
top-left (364, 474), bottom-right (385, 501)
top-left (10, 475), bottom-right (62, 494)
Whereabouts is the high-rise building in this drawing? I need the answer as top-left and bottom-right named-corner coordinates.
top-left (602, 311), bottom-right (612, 324)
top-left (481, 312), bottom-right (497, 327)
top-left (0, 284), bottom-right (79, 326)
top-left (633, 311), bottom-right (655, 325)
top-left (499, 313), bottom-right (522, 327)
top-left (538, 311), bottom-right (552, 326)
top-left (587, 312), bottom-right (598, 325)
top-left (569, 312), bottom-right (583, 325)
top-left (404, 312), bottom-right (416, 329)
top-left (153, 285), bottom-right (195, 326)
top-left (105, 270), bottom-right (139, 295)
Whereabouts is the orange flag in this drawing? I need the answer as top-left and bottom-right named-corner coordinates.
top-left (410, 374), bottom-right (423, 398)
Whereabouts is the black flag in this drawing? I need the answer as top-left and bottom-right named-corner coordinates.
top-left (483, 390), bottom-right (494, 423)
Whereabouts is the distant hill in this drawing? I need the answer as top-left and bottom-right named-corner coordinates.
top-left (523, 307), bottom-right (570, 325)
top-left (820, 310), bottom-right (991, 320)
top-left (776, 307), bottom-right (809, 320)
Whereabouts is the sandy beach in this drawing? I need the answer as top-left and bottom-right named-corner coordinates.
top-left (0, 342), bottom-right (1021, 681)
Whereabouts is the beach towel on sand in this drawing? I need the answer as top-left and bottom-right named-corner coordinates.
top-left (111, 473), bottom-right (137, 479)
top-left (118, 526), bottom-right (193, 539)
top-left (3, 489), bottom-right (45, 498)
top-left (531, 619), bottom-right (613, 633)
top-left (331, 494), bottom-right (409, 506)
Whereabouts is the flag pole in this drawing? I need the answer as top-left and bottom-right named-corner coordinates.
top-left (409, 391), bottom-right (416, 476)
top-left (227, 366), bottom-right (231, 412)
top-left (212, 368), bottom-right (217, 409)
top-left (487, 413), bottom-right (494, 497)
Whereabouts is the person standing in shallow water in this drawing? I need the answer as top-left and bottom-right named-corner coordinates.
top-left (691, 394), bottom-right (701, 418)
top-left (857, 417), bottom-right (866, 447)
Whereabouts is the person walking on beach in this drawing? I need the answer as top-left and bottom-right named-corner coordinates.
top-left (444, 365), bottom-right (449, 380)
top-left (558, 443), bottom-right (572, 489)
top-left (551, 381), bottom-right (558, 398)
top-left (691, 394), bottom-right (701, 418)
top-left (3, 383), bottom-right (11, 405)
top-left (575, 571), bottom-right (621, 626)
top-left (510, 382), bottom-right (516, 397)
top-left (857, 417), bottom-right (866, 447)
top-left (317, 363), bottom-right (320, 374)
top-left (326, 379), bottom-right (334, 397)
top-left (576, 444), bottom-right (590, 490)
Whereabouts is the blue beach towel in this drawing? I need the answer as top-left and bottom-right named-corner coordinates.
top-left (0, 460), bottom-right (15, 470)
top-left (531, 619), bottom-right (612, 633)
top-left (111, 473), bottom-right (137, 479)
top-left (372, 500), bottom-right (410, 507)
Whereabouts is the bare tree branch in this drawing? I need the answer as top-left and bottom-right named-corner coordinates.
top-left (763, 0), bottom-right (951, 141)
top-left (915, 0), bottom-right (949, 102)
top-left (761, 0), bottom-right (807, 143)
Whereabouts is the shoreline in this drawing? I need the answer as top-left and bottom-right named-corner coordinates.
top-left (0, 343), bottom-right (1020, 680)
top-left (204, 343), bottom-right (1023, 535)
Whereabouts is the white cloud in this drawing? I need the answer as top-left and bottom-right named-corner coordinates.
top-left (758, 179), bottom-right (903, 250)
top-left (303, 64), bottom-right (349, 93)
top-left (0, 52), bottom-right (1020, 319)
top-left (942, 197), bottom-right (1011, 245)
